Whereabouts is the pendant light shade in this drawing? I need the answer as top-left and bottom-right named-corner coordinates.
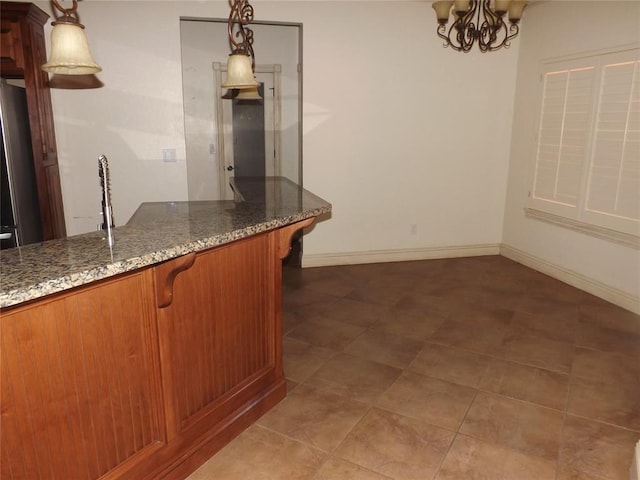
top-left (42, 22), bottom-right (101, 75)
top-left (222, 53), bottom-right (259, 89)
top-left (235, 85), bottom-right (262, 100)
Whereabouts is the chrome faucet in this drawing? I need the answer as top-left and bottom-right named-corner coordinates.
top-left (98, 154), bottom-right (115, 246)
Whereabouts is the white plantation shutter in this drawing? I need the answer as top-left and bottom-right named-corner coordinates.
top-left (584, 54), bottom-right (640, 233)
top-left (529, 47), bottom-right (640, 239)
top-left (533, 65), bottom-right (595, 211)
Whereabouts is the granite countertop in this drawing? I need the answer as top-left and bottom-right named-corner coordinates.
top-left (0, 177), bottom-right (331, 309)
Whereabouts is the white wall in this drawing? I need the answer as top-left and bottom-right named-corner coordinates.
top-left (293, 2), bottom-right (519, 260)
top-left (36, 1), bottom-right (518, 255)
top-left (502, 1), bottom-right (640, 305)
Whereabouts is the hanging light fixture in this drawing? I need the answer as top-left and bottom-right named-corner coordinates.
top-left (222, 0), bottom-right (259, 90)
top-left (431, 0), bottom-right (527, 52)
top-left (235, 85), bottom-right (263, 101)
top-left (42, 0), bottom-right (101, 75)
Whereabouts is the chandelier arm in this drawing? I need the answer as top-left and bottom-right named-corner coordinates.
top-left (437, 23), bottom-right (452, 48)
top-left (503, 22), bottom-right (520, 46)
top-left (451, 8), bottom-right (475, 52)
top-left (478, 0), bottom-right (503, 51)
top-left (49, 0), bottom-right (80, 25)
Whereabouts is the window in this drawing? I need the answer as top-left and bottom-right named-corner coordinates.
top-left (528, 46), bottom-right (640, 243)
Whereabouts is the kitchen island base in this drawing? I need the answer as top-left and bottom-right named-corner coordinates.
top-left (0, 219), bottom-right (312, 480)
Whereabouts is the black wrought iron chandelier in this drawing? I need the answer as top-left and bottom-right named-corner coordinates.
top-left (432, 0), bottom-right (527, 52)
top-left (222, 0), bottom-right (259, 90)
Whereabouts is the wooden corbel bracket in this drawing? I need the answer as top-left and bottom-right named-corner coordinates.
top-left (155, 252), bottom-right (197, 308)
top-left (277, 217), bottom-right (315, 260)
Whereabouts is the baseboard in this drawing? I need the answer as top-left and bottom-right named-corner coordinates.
top-left (500, 244), bottom-right (640, 315)
top-left (301, 243), bottom-right (501, 268)
top-left (301, 242), bottom-right (638, 314)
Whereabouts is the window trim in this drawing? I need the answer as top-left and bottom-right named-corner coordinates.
top-left (526, 44), bottom-right (640, 241)
top-left (525, 208), bottom-right (640, 249)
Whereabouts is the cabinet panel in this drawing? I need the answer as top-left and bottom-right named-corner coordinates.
top-left (156, 233), bottom-right (282, 439)
top-left (0, 1), bottom-right (67, 240)
top-left (0, 271), bottom-right (165, 480)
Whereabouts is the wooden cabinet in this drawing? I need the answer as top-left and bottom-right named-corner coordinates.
top-left (0, 269), bottom-right (165, 479)
top-left (0, 219), bottom-right (311, 480)
top-left (1, 1), bottom-right (66, 240)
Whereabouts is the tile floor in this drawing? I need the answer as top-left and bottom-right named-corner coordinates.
top-left (187, 255), bottom-right (640, 480)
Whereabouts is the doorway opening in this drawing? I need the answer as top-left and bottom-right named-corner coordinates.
top-left (213, 63), bottom-right (282, 200)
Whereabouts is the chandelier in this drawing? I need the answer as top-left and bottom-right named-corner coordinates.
top-left (432, 0), bottom-right (527, 52)
top-left (222, 0), bottom-right (259, 90)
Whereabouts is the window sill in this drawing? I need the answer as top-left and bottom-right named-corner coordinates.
top-left (524, 208), bottom-right (640, 250)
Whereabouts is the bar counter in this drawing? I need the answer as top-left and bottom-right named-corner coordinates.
top-left (0, 176), bottom-right (331, 480)
top-left (0, 177), bottom-right (331, 308)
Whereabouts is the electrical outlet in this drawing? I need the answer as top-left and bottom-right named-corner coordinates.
top-left (410, 224), bottom-right (418, 235)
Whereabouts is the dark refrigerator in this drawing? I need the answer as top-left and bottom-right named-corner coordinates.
top-left (0, 79), bottom-right (43, 249)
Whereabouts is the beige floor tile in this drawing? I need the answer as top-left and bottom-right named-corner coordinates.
top-left (576, 321), bottom-right (640, 357)
top-left (511, 309), bottom-right (579, 344)
top-left (449, 303), bottom-right (514, 328)
top-left (343, 330), bottom-right (423, 369)
top-left (257, 384), bottom-right (369, 452)
top-left (429, 319), bottom-right (508, 355)
top-left (313, 457), bottom-right (394, 480)
top-left (559, 415), bottom-right (640, 480)
top-left (187, 424), bottom-right (326, 480)
top-left (395, 292), bottom-right (459, 318)
top-left (460, 392), bottom-right (563, 461)
top-left (187, 258), bottom-right (640, 480)
top-left (346, 283), bottom-right (407, 307)
top-left (567, 376), bottom-right (640, 431)
top-left (479, 358), bottom-right (569, 410)
top-left (376, 371), bottom-right (476, 431)
top-left (498, 325), bottom-right (574, 373)
top-left (436, 434), bottom-right (556, 480)
top-left (305, 353), bottom-right (402, 404)
top-left (579, 301), bottom-right (640, 334)
top-left (287, 318), bottom-right (365, 350)
top-left (309, 297), bottom-right (386, 328)
top-left (556, 466), bottom-right (614, 480)
top-left (571, 347), bottom-right (640, 385)
top-left (283, 337), bottom-right (336, 383)
top-left (335, 408), bottom-right (454, 480)
top-left (517, 293), bottom-right (580, 316)
top-left (372, 308), bottom-right (446, 341)
top-left (301, 273), bottom-right (356, 298)
top-left (283, 310), bottom-right (306, 335)
top-left (283, 287), bottom-right (338, 310)
top-left (409, 343), bottom-right (492, 388)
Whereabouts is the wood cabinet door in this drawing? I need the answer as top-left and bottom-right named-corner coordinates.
top-left (0, 270), bottom-right (165, 480)
top-left (155, 232), bottom-right (285, 442)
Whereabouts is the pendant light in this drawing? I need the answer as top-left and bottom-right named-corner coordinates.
top-left (42, 0), bottom-right (101, 75)
top-left (222, 0), bottom-right (259, 89)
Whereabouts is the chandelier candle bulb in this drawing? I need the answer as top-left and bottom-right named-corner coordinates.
top-left (508, 1), bottom-right (526, 22)
top-left (433, 1), bottom-right (454, 23)
top-left (493, 0), bottom-right (511, 14)
top-left (454, 0), bottom-right (470, 12)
